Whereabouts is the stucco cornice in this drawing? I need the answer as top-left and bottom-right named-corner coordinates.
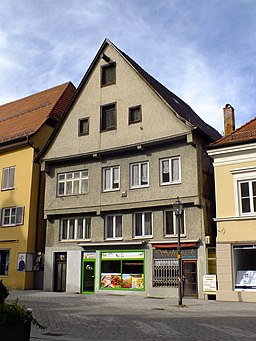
top-left (207, 142), bottom-right (256, 166)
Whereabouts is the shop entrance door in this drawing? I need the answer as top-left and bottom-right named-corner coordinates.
top-left (54, 253), bottom-right (67, 292)
top-left (82, 260), bottom-right (95, 293)
top-left (183, 260), bottom-right (197, 297)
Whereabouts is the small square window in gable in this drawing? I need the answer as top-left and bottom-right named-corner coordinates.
top-left (129, 105), bottom-right (142, 124)
top-left (101, 62), bottom-right (116, 87)
top-left (79, 118), bottom-right (89, 136)
top-left (101, 103), bottom-right (116, 132)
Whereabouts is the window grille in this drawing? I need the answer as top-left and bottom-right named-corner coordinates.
top-left (152, 259), bottom-right (178, 287)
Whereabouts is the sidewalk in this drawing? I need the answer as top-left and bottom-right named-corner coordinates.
top-left (6, 290), bottom-right (256, 341)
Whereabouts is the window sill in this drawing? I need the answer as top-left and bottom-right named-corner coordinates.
top-left (60, 239), bottom-right (91, 242)
top-left (133, 236), bottom-right (152, 239)
top-left (130, 185), bottom-right (149, 190)
top-left (160, 181), bottom-right (181, 186)
top-left (105, 238), bottom-right (123, 241)
top-left (102, 189), bottom-right (120, 193)
top-left (165, 234), bottom-right (186, 238)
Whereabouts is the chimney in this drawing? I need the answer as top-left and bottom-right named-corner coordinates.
top-left (223, 104), bottom-right (235, 136)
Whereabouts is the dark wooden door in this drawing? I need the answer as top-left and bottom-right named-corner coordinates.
top-left (183, 260), bottom-right (197, 297)
top-left (54, 253), bottom-right (67, 292)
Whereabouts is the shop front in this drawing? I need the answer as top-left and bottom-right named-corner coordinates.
top-left (152, 243), bottom-right (198, 297)
top-left (81, 250), bottom-right (145, 294)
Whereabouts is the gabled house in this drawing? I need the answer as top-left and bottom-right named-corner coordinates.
top-left (0, 82), bottom-right (76, 289)
top-left (208, 105), bottom-right (256, 302)
top-left (39, 39), bottom-right (220, 298)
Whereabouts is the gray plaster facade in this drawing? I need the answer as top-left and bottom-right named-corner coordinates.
top-left (40, 39), bottom-right (220, 299)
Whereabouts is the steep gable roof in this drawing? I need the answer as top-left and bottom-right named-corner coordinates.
top-left (210, 116), bottom-right (256, 147)
top-left (0, 82), bottom-right (76, 144)
top-left (112, 42), bottom-right (221, 141)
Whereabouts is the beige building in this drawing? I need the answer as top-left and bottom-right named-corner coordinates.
top-left (208, 104), bottom-right (256, 302)
top-left (39, 39), bottom-right (220, 298)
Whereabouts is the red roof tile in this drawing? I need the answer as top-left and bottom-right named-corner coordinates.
top-left (211, 116), bottom-right (256, 146)
top-left (0, 82), bottom-right (76, 144)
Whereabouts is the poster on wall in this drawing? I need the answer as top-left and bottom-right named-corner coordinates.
top-left (101, 274), bottom-right (121, 288)
top-left (17, 253), bottom-right (33, 272)
top-left (122, 274), bottom-right (144, 289)
top-left (235, 270), bottom-right (256, 289)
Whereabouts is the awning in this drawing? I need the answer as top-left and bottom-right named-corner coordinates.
top-left (152, 242), bottom-right (198, 249)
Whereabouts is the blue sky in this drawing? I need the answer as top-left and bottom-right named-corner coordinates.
top-left (0, 0), bottom-right (256, 133)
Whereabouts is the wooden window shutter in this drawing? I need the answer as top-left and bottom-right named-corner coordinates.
top-left (16, 206), bottom-right (24, 225)
top-left (2, 168), bottom-right (8, 190)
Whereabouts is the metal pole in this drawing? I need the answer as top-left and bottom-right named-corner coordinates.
top-left (177, 212), bottom-right (182, 306)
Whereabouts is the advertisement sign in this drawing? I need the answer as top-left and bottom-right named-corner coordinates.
top-left (235, 270), bottom-right (256, 289)
top-left (101, 251), bottom-right (144, 259)
top-left (203, 274), bottom-right (217, 292)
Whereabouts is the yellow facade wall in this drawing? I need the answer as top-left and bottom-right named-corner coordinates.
top-left (0, 146), bottom-right (36, 289)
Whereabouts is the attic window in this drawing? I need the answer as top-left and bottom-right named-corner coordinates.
top-left (101, 62), bottom-right (116, 87)
top-left (79, 118), bottom-right (89, 136)
top-left (129, 105), bottom-right (142, 124)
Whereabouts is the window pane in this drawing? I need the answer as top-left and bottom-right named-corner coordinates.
top-left (9, 167), bottom-right (15, 188)
top-left (241, 182), bottom-right (249, 197)
top-left (62, 220), bottom-right (68, 239)
top-left (144, 212), bottom-right (152, 235)
top-left (106, 216), bottom-right (113, 238)
top-left (69, 219), bottom-right (75, 239)
top-left (161, 160), bottom-right (170, 183)
top-left (116, 216), bottom-right (122, 238)
top-left (77, 219), bottom-right (83, 239)
top-left (165, 211), bottom-right (174, 235)
top-left (66, 181), bottom-right (72, 194)
top-left (253, 181), bottom-right (256, 196)
top-left (180, 212), bottom-right (185, 235)
top-left (81, 179), bottom-right (88, 193)
top-left (104, 168), bottom-right (111, 190)
top-left (141, 163), bottom-right (148, 185)
top-left (85, 218), bottom-right (91, 239)
top-left (73, 180), bottom-right (79, 194)
top-left (113, 167), bottom-right (119, 189)
top-left (171, 158), bottom-right (180, 181)
top-left (58, 182), bottom-right (64, 195)
top-left (242, 198), bottom-right (250, 213)
top-left (135, 213), bottom-right (142, 236)
top-left (66, 173), bottom-right (73, 179)
top-left (132, 164), bottom-right (139, 187)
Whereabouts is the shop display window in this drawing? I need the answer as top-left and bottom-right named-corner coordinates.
top-left (100, 257), bottom-right (144, 290)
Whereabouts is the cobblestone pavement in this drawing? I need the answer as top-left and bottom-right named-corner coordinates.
top-left (6, 290), bottom-right (256, 341)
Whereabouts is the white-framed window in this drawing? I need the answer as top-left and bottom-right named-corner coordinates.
top-left (238, 180), bottom-right (256, 215)
top-left (130, 161), bottom-right (149, 188)
top-left (102, 166), bottom-right (120, 191)
top-left (57, 170), bottom-right (88, 196)
top-left (60, 217), bottom-right (91, 241)
top-left (164, 209), bottom-right (185, 236)
top-left (231, 167), bottom-right (256, 216)
top-left (2, 166), bottom-right (15, 190)
top-left (104, 215), bottom-right (122, 239)
top-left (133, 212), bottom-right (152, 238)
top-left (160, 157), bottom-right (180, 185)
top-left (1, 206), bottom-right (24, 226)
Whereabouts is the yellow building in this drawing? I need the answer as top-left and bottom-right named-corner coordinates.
top-left (208, 104), bottom-right (256, 302)
top-left (0, 82), bottom-right (75, 289)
